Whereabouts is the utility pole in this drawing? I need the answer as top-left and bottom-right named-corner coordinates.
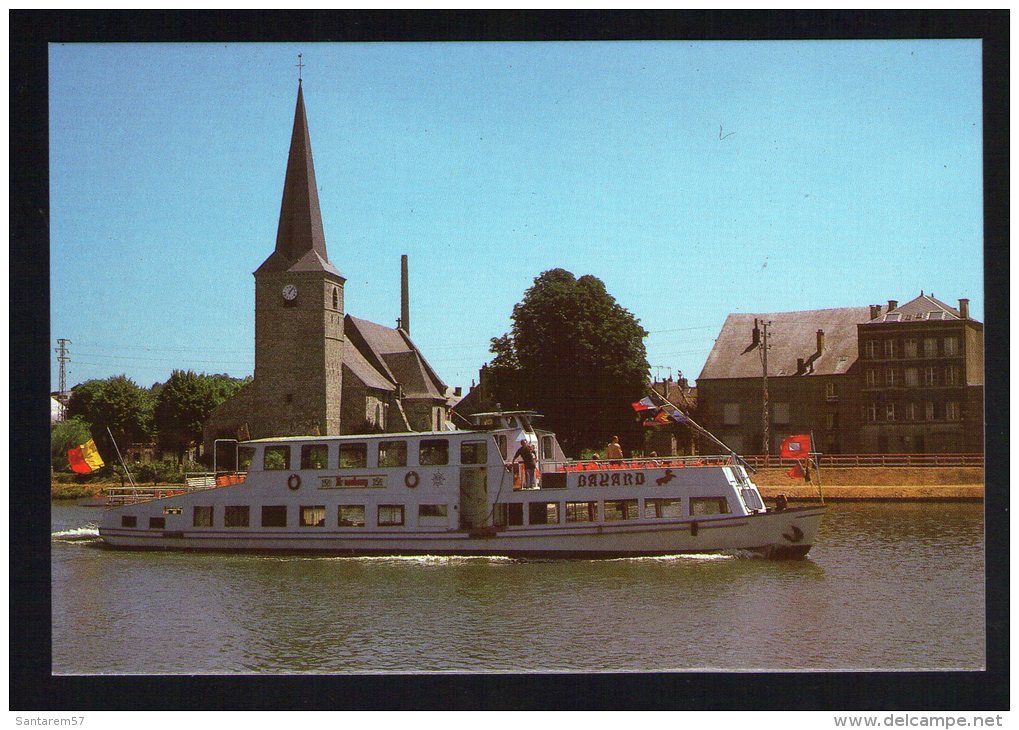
top-left (55, 338), bottom-right (71, 421)
top-left (758, 321), bottom-right (771, 463)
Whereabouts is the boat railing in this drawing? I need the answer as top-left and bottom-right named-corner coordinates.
top-left (549, 454), bottom-right (735, 473)
top-left (103, 471), bottom-right (247, 506)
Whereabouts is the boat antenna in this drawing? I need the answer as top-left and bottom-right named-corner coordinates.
top-left (647, 389), bottom-right (757, 474)
top-left (810, 430), bottom-right (824, 505)
top-left (106, 425), bottom-right (137, 488)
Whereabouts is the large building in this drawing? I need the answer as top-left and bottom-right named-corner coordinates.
top-left (696, 293), bottom-right (983, 456)
top-left (204, 81), bottom-right (447, 450)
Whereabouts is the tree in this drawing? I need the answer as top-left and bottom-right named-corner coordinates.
top-left (486, 268), bottom-right (649, 455)
top-left (154, 370), bottom-right (249, 462)
top-left (66, 375), bottom-right (154, 460)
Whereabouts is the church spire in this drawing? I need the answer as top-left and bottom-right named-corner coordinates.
top-left (257, 79), bottom-right (342, 277)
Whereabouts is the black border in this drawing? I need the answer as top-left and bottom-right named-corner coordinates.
top-left (11, 10), bottom-right (1008, 711)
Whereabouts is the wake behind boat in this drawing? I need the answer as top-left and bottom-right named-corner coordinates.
top-left (97, 411), bottom-right (825, 559)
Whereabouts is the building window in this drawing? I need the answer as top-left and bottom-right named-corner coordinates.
top-left (825, 412), bottom-right (836, 430)
top-left (261, 505), bottom-right (287, 528)
top-left (301, 444), bottom-right (329, 470)
top-left (946, 402), bottom-right (961, 421)
top-left (865, 403), bottom-right (878, 422)
top-left (772, 402), bottom-right (790, 425)
top-left (924, 367), bottom-right (937, 387)
top-left (905, 402), bottom-right (918, 421)
top-left (121, 515), bottom-right (137, 528)
top-left (945, 366), bottom-right (961, 386)
top-left (604, 499), bottom-right (639, 521)
top-left (264, 446), bottom-right (290, 471)
top-left (299, 506), bottom-right (325, 527)
top-left (338, 505), bottom-right (365, 527)
top-left (885, 368), bottom-right (899, 387)
top-left (377, 505), bottom-right (405, 527)
top-left (419, 439), bottom-right (449, 466)
top-left (884, 339), bottom-right (898, 359)
top-left (689, 497), bottom-right (731, 516)
top-left (645, 498), bottom-right (684, 519)
top-left (864, 340), bottom-right (878, 359)
top-left (904, 339), bottom-right (918, 358)
top-left (460, 441), bottom-right (488, 465)
top-left (339, 443), bottom-right (367, 469)
top-left (723, 403), bottom-right (740, 425)
top-left (493, 503), bottom-right (524, 527)
top-left (193, 506), bottom-right (213, 527)
top-left (944, 337), bottom-right (959, 356)
top-left (904, 367), bottom-right (918, 387)
top-left (825, 382), bottom-right (837, 401)
top-left (332, 288), bottom-right (339, 310)
top-left (149, 517), bottom-right (165, 529)
top-left (886, 403), bottom-right (897, 422)
top-left (923, 337), bottom-right (938, 358)
top-left (224, 506), bottom-right (250, 527)
top-left (528, 502), bottom-right (559, 525)
top-left (925, 401), bottom-right (936, 421)
top-left (378, 441), bottom-right (407, 468)
top-left (565, 501), bottom-right (598, 523)
top-left (866, 369), bottom-right (878, 387)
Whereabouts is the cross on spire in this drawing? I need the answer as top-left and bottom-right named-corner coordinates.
top-left (296, 53), bottom-right (305, 82)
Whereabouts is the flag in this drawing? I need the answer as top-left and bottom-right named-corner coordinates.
top-left (786, 463), bottom-right (804, 479)
top-left (68, 438), bottom-right (104, 474)
top-left (779, 434), bottom-right (811, 459)
top-left (666, 407), bottom-right (690, 424)
top-left (631, 397), bottom-right (655, 412)
top-left (653, 408), bottom-right (671, 425)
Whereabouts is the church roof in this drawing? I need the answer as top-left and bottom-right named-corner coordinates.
top-left (256, 82), bottom-right (343, 279)
top-left (699, 306), bottom-right (873, 381)
top-left (342, 340), bottom-right (397, 392)
top-left (345, 315), bottom-right (447, 400)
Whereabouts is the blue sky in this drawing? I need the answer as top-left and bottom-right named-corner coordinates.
top-left (49, 41), bottom-right (984, 392)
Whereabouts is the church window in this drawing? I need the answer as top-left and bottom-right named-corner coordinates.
top-left (339, 443), bottom-right (367, 469)
top-left (332, 288), bottom-right (339, 310)
top-left (264, 446), bottom-right (290, 471)
top-left (378, 441), bottom-right (407, 468)
top-left (301, 444), bottom-right (330, 470)
top-left (419, 439), bottom-right (449, 466)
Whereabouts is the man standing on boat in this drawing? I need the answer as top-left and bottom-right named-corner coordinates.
top-left (513, 439), bottom-right (538, 489)
top-left (606, 435), bottom-right (624, 465)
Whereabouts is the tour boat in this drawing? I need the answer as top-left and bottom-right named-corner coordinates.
top-left (97, 411), bottom-right (826, 559)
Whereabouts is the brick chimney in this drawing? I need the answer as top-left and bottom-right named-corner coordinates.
top-left (816, 329), bottom-right (825, 355)
top-left (959, 298), bottom-right (969, 319)
top-left (796, 357), bottom-right (805, 375)
top-left (400, 254), bottom-right (410, 334)
top-left (887, 299), bottom-right (898, 312)
top-left (869, 304), bottom-right (881, 320)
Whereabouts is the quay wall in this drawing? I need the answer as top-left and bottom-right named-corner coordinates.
top-left (751, 466), bottom-right (983, 501)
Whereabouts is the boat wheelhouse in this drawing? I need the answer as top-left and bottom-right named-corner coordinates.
top-left (98, 413), bottom-right (825, 559)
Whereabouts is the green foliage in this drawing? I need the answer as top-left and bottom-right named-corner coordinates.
top-left (66, 375), bottom-right (155, 460)
top-left (486, 268), bottom-right (649, 455)
top-left (154, 370), bottom-right (249, 462)
top-left (50, 417), bottom-right (94, 467)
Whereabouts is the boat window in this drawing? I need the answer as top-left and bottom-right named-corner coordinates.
top-left (419, 504), bottom-right (448, 518)
top-left (496, 435), bottom-right (508, 461)
top-left (740, 488), bottom-right (765, 512)
top-left (339, 443), bottom-right (368, 469)
top-left (378, 505), bottom-right (405, 527)
top-left (300, 506), bottom-right (326, 527)
top-left (193, 506), bottom-right (213, 527)
top-left (604, 499), bottom-right (639, 521)
top-left (121, 515), bottom-right (137, 528)
top-left (493, 503), bottom-right (524, 527)
top-left (338, 505), bottom-right (365, 527)
top-left (460, 440), bottom-right (487, 465)
top-left (149, 517), bottom-right (165, 529)
top-left (645, 498), bottom-right (684, 519)
top-left (264, 446), bottom-right (291, 471)
top-left (690, 497), bottom-right (731, 516)
top-left (238, 447), bottom-right (255, 471)
top-left (541, 435), bottom-right (555, 460)
top-left (261, 505), bottom-right (287, 528)
top-left (301, 444), bottom-right (330, 470)
top-left (528, 502), bottom-right (559, 525)
top-left (565, 501), bottom-right (598, 523)
top-left (378, 440), bottom-right (407, 467)
top-left (419, 439), bottom-right (449, 466)
top-left (224, 506), bottom-right (250, 527)
top-left (519, 415), bottom-right (534, 433)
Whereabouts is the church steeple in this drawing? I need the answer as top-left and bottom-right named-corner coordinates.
top-left (257, 80), bottom-right (343, 278)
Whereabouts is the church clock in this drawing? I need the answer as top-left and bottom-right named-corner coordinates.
top-left (282, 284), bottom-right (298, 302)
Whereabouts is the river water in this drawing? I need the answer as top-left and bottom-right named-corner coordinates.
top-left (51, 501), bottom-right (985, 674)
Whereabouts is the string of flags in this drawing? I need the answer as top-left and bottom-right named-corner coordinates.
top-left (631, 396), bottom-right (690, 427)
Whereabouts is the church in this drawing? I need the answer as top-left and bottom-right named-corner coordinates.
top-left (203, 80), bottom-right (449, 451)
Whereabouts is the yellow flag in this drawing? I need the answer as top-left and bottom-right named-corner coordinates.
top-left (80, 438), bottom-right (105, 471)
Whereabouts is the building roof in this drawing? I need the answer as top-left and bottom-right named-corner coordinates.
top-left (256, 82), bottom-right (343, 279)
top-left (699, 306), bottom-right (875, 381)
top-left (868, 293), bottom-right (969, 323)
top-left (345, 315), bottom-right (447, 400)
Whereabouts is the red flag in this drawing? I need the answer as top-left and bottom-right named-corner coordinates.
top-left (780, 434), bottom-right (811, 459)
top-left (631, 397), bottom-right (655, 412)
top-left (786, 463), bottom-right (804, 479)
top-left (67, 438), bottom-right (104, 473)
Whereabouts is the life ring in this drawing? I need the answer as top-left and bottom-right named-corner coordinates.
top-left (287, 473), bottom-right (301, 490)
top-left (404, 470), bottom-right (420, 489)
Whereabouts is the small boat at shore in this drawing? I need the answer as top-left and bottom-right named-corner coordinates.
top-left (97, 411), bottom-right (825, 559)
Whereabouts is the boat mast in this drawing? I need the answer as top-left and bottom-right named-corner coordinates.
top-left (106, 426), bottom-right (137, 488)
top-left (647, 389), bottom-right (756, 473)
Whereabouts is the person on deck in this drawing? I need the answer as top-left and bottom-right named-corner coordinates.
top-left (512, 439), bottom-right (538, 489)
top-left (606, 436), bottom-right (624, 465)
